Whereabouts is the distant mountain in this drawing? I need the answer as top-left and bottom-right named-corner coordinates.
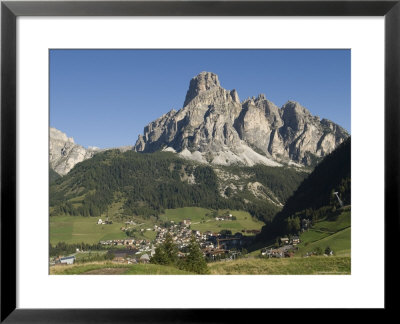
top-left (256, 137), bottom-right (351, 241)
top-left (50, 127), bottom-right (99, 176)
top-left (134, 71), bottom-right (349, 167)
top-left (50, 127), bottom-right (133, 176)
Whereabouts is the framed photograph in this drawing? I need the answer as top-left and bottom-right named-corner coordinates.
top-left (1, 0), bottom-right (397, 321)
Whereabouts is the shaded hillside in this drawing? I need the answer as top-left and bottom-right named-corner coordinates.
top-left (256, 137), bottom-right (351, 241)
top-left (49, 150), bottom-right (306, 222)
top-left (49, 167), bottom-right (61, 184)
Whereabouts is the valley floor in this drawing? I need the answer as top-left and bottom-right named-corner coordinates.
top-left (49, 207), bottom-right (351, 275)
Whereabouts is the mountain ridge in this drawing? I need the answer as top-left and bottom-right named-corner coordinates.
top-left (134, 71), bottom-right (349, 167)
top-left (50, 71), bottom-right (349, 175)
top-left (49, 127), bottom-right (99, 176)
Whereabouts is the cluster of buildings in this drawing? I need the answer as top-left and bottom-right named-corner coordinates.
top-left (99, 238), bottom-right (151, 247)
top-left (96, 218), bottom-right (113, 225)
top-left (154, 222), bottom-right (199, 249)
top-left (260, 235), bottom-right (301, 258)
top-left (279, 236), bottom-right (300, 246)
top-left (154, 222), bottom-right (247, 261)
top-left (261, 246), bottom-right (295, 258)
top-left (53, 215), bottom-right (258, 266)
top-left (215, 214), bottom-right (233, 221)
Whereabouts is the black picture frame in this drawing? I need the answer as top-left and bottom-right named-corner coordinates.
top-left (1, 0), bottom-right (398, 322)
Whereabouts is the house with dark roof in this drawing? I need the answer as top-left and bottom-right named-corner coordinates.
top-left (56, 255), bottom-right (75, 265)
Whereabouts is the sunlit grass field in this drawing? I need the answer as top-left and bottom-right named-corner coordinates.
top-left (208, 256), bottom-right (350, 275)
top-left (296, 228), bottom-right (351, 257)
top-left (50, 262), bottom-right (194, 275)
top-left (295, 210), bottom-right (351, 257)
top-left (50, 207), bottom-right (263, 245)
top-left (160, 207), bottom-right (264, 234)
top-left (50, 256), bottom-right (350, 275)
top-left (50, 216), bottom-right (127, 244)
top-left (50, 214), bottom-right (160, 245)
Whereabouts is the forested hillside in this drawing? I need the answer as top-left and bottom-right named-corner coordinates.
top-left (49, 150), bottom-right (306, 223)
top-left (255, 137), bottom-right (351, 242)
top-left (49, 167), bottom-right (61, 184)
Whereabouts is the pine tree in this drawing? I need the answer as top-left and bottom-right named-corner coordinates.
top-left (150, 233), bottom-right (178, 265)
top-left (180, 235), bottom-right (209, 274)
top-left (150, 245), bottom-right (170, 265)
top-left (325, 246), bottom-right (332, 255)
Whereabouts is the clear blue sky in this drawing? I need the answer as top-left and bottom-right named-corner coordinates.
top-left (50, 49), bottom-right (350, 149)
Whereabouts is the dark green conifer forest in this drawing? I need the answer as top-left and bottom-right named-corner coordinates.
top-left (49, 150), bottom-right (307, 223)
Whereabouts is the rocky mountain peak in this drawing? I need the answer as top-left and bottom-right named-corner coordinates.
top-left (282, 100), bottom-right (310, 113)
top-left (282, 100), bottom-right (310, 114)
top-left (183, 71), bottom-right (221, 106)
top-left (255, 93), bottom-right (266, 102)
top-left (50, 127), bottom-right (98, 176)
top-left (134, 73), bottom-right (349, 167)
top-left (50, 127), bottom-right (75, 144)
top-left (50, 128), bottom-right (136, 175)
top-left (230, 89), bottom-right (240, 103)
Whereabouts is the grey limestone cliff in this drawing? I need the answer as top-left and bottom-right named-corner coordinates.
top-left (134, 71), bottom-right (349, 167)
top-left (49, 127), bottom-right (99, 176)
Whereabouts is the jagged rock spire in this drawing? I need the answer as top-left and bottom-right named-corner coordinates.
top-left (183, 72), bottom-right (221, 107)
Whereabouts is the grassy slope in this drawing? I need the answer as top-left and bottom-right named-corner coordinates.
top-left (50, 262), bottom-right (194, 275)
top-left (50, 257), bottom-right (350, 275)
top-left (50, 215), bottom-right (159, 245)
top-left (160, 208), bottom-right (264, 234)
top-left (159, 207), bottom-right (211, 223)
top-left (296, 228), bottom-right (351, 257)
top-left (50, 216), bottom-right (128, 244)
top-left (249, 209), bottom-right (351, 257)
top-left (208, 256), bottom-right (350, 275)
top-left (295, 210), bottom-right (351, 257)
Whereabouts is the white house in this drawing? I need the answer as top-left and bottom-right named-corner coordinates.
top-left (59, 256), bottom-right (75, 265)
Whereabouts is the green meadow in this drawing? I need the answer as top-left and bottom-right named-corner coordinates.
top-left (295, 210), bottom-right (351, 257)
top-left (160, 207), bottom-right (264, 234)
top-left (296, 227), bottom-right (351, 257)
top-left (50, 216), bottom-right (127, 244)
top-left (50, 207), bottom-right (264, 245)
top-left (50, 262), bottom-right (194, 275)
top-left (50, 215), bottom-right (158, 245)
